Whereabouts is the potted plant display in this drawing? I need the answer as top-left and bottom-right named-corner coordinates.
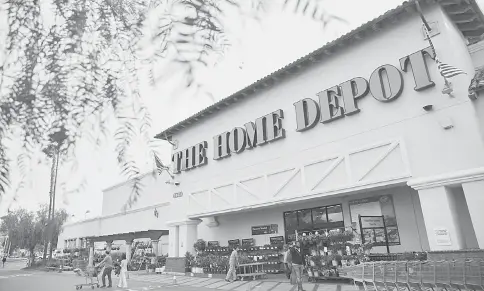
top-left (193, 239), bottom-right (206, 254)
top-left (148, 263), bottom-right (156, 273)
top-left (185, 252), bottom-right (194, 273)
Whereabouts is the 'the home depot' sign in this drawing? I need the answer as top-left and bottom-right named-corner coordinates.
top-left (172, 47), bottom-right (436, 173)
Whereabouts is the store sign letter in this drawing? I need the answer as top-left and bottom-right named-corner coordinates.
top-left (399, 47), bottom-right (436, 91)
top-left (294, 98), bottom-right (320, 132)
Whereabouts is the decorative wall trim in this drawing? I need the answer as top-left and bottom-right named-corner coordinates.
top-left (166, 219), bottom-right (202, 227)
top-left (407, 167), bottom-right (484, 190)
top-left (64, 202), bottom-right (170, 227)
top-left (187, 139), bottom-right (411, 217)
top-left (188, 175), bottom-right (410, 219)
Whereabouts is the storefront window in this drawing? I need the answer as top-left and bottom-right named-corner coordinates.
top-left (349, 195), bottom-right (401, 245)
top-left (284, 211), bottom-right (298, 233)
top-left (311, 207), bottom-right (327, 229)
top-left (327, 205), bottom-right (344, 228)
top-left (283, 204), bottom-right (344, 242)
top-left (297, 209), bottom-right (313, 230)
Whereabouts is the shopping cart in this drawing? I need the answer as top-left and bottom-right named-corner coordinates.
top-left (73, 260), bottom-right (100, 290)
top-left (340, 259), bottom-right (484, 291)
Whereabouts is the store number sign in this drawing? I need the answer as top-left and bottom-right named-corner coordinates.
top-left (252, 224), bottom-right (278, 235)
top-left (171, 47), bottom-right (437, 174)
top-left (434, 228), bottom-right (452, 246)
top-left (173, 192), bottom-right (183, 198)
top-left (270, 236), bottom-right (284, 245)
top-left (360, 217), bottom-right (385, 228)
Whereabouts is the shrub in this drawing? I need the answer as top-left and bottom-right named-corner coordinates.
top-left (193, 239), bottom-right (206, 253)
top-left (185, 252), bottom-right (194, 268)
top-left (156, 255), bottom-right (166, 267)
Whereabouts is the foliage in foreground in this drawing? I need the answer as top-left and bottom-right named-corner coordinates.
top-left (0, 0), bottom-right (341, 210)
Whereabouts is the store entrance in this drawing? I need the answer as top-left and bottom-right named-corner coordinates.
top-left (283, 204), bottom-right (345, 243)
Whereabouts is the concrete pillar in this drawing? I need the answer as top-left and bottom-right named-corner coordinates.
top-left (88, 240), bottom-right (94, 267)
top-left (166, 219), bottom-right (202, 257)
top-left (168, 225), bottom-right (179, 257)
top-left (106, 240), bottom-right (113, 252)
top-left (76, 238), bottom-right (82, 249)
top-left (179, 220), bottom-right (202, 255)
top-left (418, 186), bottom-right (465, 250)
top-left (462, 180), bottom-right (484, 248)
top-left (125, 240), bottom-right (133, 262)
top-left (151, 240), bottom-right (159, 256)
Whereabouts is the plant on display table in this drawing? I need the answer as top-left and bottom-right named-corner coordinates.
top-left (185, 252), bottom-right (195, 272)
top-left (193, 239), bottom-right (206, 253)
top-left (148, 263), bottom-right (157, 272)
top-left (156, 255), bottom-right (167, 268)
top-left (297, 228), bottom-right (372, 280)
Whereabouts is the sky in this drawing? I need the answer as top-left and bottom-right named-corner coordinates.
top-left (1, 0), bottom-right (481, 221)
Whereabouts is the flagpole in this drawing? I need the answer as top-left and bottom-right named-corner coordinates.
top-left (415, 0), bottom-right (432, 31)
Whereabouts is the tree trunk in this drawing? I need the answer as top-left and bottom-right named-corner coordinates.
top-left (43, 243), bottom-right (48, 262)
top-left (43, 148), bottom-right (57, 262)
top-left (49, 150), bottom-right (60, 261)
top-left (29, 247), bottom-right (36, 268)
top-left (49, 242), bottom-right (53, 260)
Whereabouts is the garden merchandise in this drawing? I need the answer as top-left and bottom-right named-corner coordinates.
top-left (297, 228), bottom-right (373, 280)
top-left (195, 242), bottom-right (284, 274)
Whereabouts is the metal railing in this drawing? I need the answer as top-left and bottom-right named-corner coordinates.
top-left (340, 259), bottom-right (484, 291)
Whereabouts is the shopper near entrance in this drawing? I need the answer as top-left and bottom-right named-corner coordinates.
top-left (117, 253), bottom-right (128, 288)
top-left (283, 244), bottom-right (291, 280)
top-left (96, 250), bottom-right (114, 288)
top-left (225, 246), bottom-right (239, 282)
top-left (2, 256), bottom-right (6, 268)
top-left (287, 241), bottom-right (306, 291)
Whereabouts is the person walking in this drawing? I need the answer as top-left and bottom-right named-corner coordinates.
top-left (225, 246), bottom-right (239, 283)
top-left (2, 256), bottom-right (6, 268)
top-left (283, 245), bottom-right (291, 280)
top-left (117, 253), bottom-right (128, 289)
top-left (96, 250), bottom-right (113, 288)
top-left (287, 241), bottom-right (306, 291)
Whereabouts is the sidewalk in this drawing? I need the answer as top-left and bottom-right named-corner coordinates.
top-left (128, 272), bottom-right (362, 291)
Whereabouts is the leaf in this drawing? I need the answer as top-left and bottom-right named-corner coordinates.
top-left (0, 0), bottom-right (339, 208)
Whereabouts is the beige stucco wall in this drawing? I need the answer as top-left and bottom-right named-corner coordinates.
top-left (169, 5), bottom-right (483, 220)
top-left (197, 186), bottom-right (430, 253)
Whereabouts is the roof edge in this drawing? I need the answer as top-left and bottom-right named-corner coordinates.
top-left (155, 0), bottom-right (484, 141)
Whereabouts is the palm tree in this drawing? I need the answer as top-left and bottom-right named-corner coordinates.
top-left (42, 128), bottom-right (67, 262)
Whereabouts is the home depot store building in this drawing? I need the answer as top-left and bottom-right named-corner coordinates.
top-left (59, 0), bottom-right (484, 258)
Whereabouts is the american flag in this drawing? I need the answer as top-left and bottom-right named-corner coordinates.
top-left (423, 26), bottom-right (466, 79)
top-left (436, 59), bottom-right (467, 79)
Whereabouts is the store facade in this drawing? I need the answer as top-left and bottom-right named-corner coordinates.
top-left (59, 0), bottom-right (484, 258)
